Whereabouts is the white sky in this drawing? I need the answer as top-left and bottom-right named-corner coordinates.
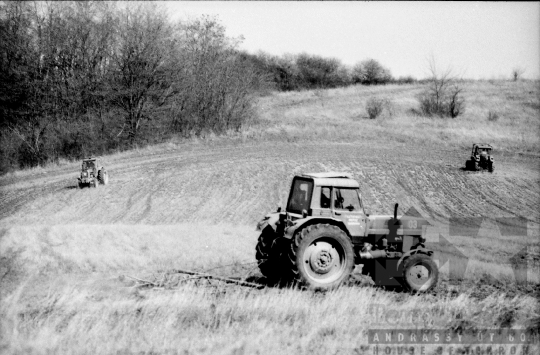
top-left (163, 1), bottom-right (539, 80)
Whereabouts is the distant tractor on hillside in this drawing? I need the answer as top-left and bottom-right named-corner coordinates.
top-left (255, 172), bottom-right (439, 292)
top-left (465, 143), bottom-right (494, 172)
top-left (78, 158), bottom-right (109, 188)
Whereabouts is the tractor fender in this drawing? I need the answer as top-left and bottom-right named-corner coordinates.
top-left (283, 217), bottom-right (349, 240)
top-left (255, 212), bottom-right (280, 232)
top-left (396, 247), bottom-right (434, 271)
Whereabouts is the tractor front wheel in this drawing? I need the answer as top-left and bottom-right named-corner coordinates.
top-left (402, 254), bottom-right (438, 292)
top-left (98, 169), bottom-right (109, 185)
top-left (288, 224), bottom-right (354, 290)
top-left (488, 163), bottom-right (494, 173)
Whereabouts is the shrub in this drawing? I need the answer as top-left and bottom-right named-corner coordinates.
top-left (366, 97), bottom-right (385, 119)
top-left (512, 67), bottom-right (525, 81)
top-left (487, 110), bottom-right (500, 122)
top-left (394, 76), bottom-right (417, 85)
top-left (296, 53), bottom-right (345, 89)
top-left (418, 88), bottom-right (465, 118)
top-left (352, 59), bottom-right (393, 85)
top-left (418, 58), bottom-right (465, 118)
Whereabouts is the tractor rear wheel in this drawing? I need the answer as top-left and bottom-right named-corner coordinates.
top-left (256, 228), bottom-right (291, 285)
top-left (288, 224), bottom-right (354, 290)
top-left (98, 169), bottom-right (109, 185)
top-left (465, 160), bottom-right (473, 171)
top-left (402, 254), bottom-right (438, 292)
top-left (473, 161), bottom-right (479, 171)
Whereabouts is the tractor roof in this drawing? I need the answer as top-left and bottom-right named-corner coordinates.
top-left (302, 172), bottom-right (353, 179)
top-left (83, 157), bottom-right (97, 161)
top-left (473, 143), bottom-right (492, 149)
top-left (300, 172), bottom-right (359, 188)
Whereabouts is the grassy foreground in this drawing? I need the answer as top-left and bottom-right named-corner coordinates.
top-left (1, 224), bottom-right (539, 354)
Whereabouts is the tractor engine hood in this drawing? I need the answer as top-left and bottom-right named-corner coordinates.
top-left (79, 169), bottom-right (95, 183)
top-left (368, 215), bottom-right (397, 229)
top-left (367, 214), bottom-right (427, 236)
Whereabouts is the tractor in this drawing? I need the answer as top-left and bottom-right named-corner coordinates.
top-left (465, 143), bottom-right (494, 172)
top-left (255, 172), bottom-right (438, 291)
top-left (78, 158), bottom-right (109, 188)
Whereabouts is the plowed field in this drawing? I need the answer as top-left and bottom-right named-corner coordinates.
top-left (2, 140), bottom-right (538, 225)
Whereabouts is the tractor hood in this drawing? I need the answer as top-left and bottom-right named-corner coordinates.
top-left (367, 214), bottom-right (428, 236)
top-left (81, 169), bottom-right (95, 176)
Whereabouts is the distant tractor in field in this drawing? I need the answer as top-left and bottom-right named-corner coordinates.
top-left (78, 158), bottom-right (109, 188)
top-left (465, 143), bottom-right (494, 172)
top-left (255, 173), bottom-right (439, 292)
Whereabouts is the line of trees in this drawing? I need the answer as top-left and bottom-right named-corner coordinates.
top-left (0, 1), bottom-right (415, 173)
top-left (0, 2), bottom-right (267, 172)
top-left (243, 52), bottom-right (400, 91)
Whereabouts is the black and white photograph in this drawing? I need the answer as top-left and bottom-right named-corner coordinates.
top-left (0, 1), bottom-right (539, 354)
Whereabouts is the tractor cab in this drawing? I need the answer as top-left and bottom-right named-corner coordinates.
top-left (82, 158), bottom-right (96, 171)
top-left (472, 144), bottom-right (492, 158)
top-left (285, 172), bottom-right (367, 237)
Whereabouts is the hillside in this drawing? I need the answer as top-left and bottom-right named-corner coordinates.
top-left (1, 81), bottom-right (539, 354)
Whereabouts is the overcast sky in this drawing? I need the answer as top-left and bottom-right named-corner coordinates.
top-left (164, 1), bottom-right (539, 80)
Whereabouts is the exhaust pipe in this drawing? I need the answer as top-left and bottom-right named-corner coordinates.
top-left (390, 203), bottom-right (401, 229)
top-left (358, 250), bottom-right (387, 259)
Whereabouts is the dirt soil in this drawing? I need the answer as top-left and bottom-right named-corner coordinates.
top-left (1, 140), bottom-right (538, 225)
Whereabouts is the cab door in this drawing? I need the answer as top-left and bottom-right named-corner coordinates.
top-left (331, 187), bottom-right (367, 237)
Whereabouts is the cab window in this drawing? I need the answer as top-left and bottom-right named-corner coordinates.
top-left (287, 178), bottom-right (313, 214)
top-left (334, 188), bottom-right (361, 211)
top-left (321, 187), bottom-right (331, 208)
top-left (82, 161), bottom-right (95, 169)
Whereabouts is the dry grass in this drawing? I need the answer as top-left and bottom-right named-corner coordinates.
top-left (253, 80), bottom-right (540, 153)
top-left (1, 224), bottom-right (539, 354)
top-left (3, 283), bottom-right (538, 354)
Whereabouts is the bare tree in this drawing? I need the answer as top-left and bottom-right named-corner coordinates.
top-left (108, 3), bottom-right (176, 142)
top-left (170, 16), bottom-right (260, 136)
top-left (419, 57), bottom-right (465, 118)
top-left (512, 67), bottom-right (526, 81)
top-left (0, 1), bottom-right (62, 166)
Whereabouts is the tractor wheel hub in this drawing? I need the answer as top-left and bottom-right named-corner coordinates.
top-left (308, 242), bottom-right (337, 274)
top-left (408, 265), bottom-right (429, 283)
